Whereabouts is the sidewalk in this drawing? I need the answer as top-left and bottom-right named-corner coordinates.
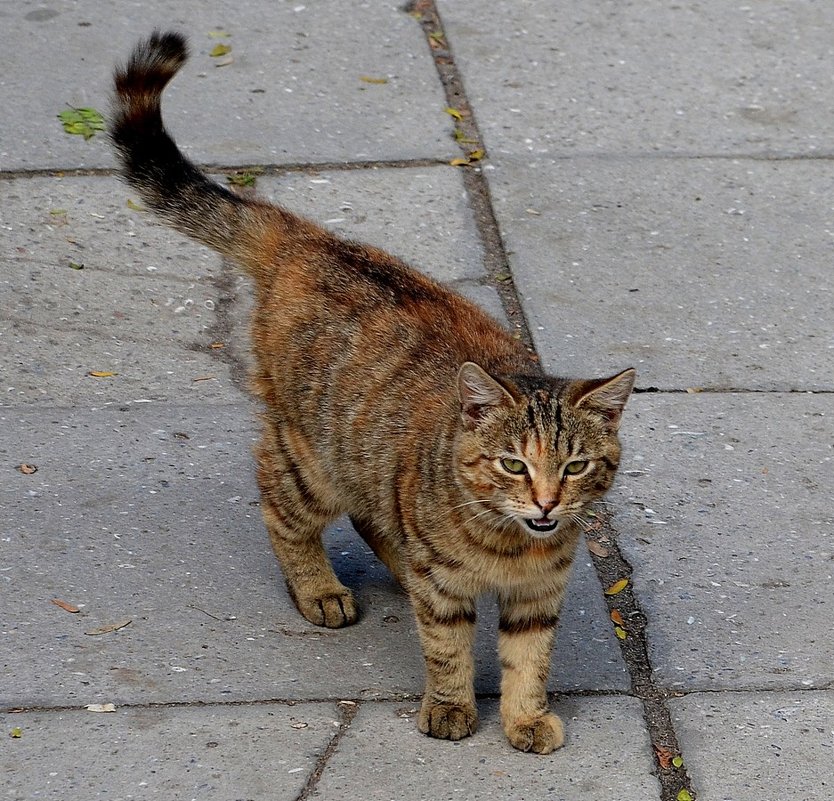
top-left (2, 2), bottom-right (832, 800)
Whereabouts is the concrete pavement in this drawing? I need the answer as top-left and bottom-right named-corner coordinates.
top-left (2, 2), bottom-right (832, 800)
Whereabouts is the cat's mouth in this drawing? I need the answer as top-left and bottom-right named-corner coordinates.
top-left (524, 517), bottom-right (559, 534)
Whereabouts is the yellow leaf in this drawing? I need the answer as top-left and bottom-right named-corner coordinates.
top-left (672, 756), bottom-right (684, 769)
top-left (10, 727), bottom-right (22, 739)
top-left (208, 30), bottom-right (231, 39)
top-left (126, 199), bottom-right (145, 211)
top-left (360, 76), bottom-right (388, 84)
top-left (468, 149), bottom-right (485, 161)
top-left (88, 370), bottom-right (117, 377)
top-left (209, 43), bottom-right (232, 58)
top-left (614, 625), bottom-right (627, 640)
top-left (444, 107), bottom-right (463, 121)
top-left (604, 578), bottom-right (629, 596)
top-left (450, 157), bottom-right (470, 166)
top-left (677, 790), bottom-right (693, 801)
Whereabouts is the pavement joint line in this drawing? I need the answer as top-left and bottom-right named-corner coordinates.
top-left (293, 701), bottom-right (360, 801)
top-left (408, 2), bottom-right (697, 798)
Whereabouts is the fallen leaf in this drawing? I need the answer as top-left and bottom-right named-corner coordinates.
top-left (192, 375), bottom-right (216, 382)
top-left (655, 745), bottom-right (674, 769)
top-left (360, 75), bottom-right (388, 84)
top-left (208, 30), bottom-right (231, 38)
top-left (86, 703), bottom-right (116, 713)
top-left (610, 609), bottom-right (624, 626)
top-left (444, 107), bottom-right (463, 121)
top-left (69, 261), bottom-right (85, 270)
top-left (604, 578), bottom-right (629, 596)
top-left (494, 273), bottom-right (512, 282)
top-left (88, 370), bottom-right (117, 377)
top-left (17, 463), bottom-right (38, 475)
top-left (429, 31), bottom-right (446, 47)
top-left (587, 540), bottom-right (610, 558)
top-left (290, 722), bottom-right (308, 729)
top-left (50, 208), bottom-right (68, 216)
top-left (449, 157), bottom-right (471, 167)
top-left (614, 625), bottom-right (627, 640)
top-left (227, 168), bottom-right (263, 188)
top-left (672, 756), bottom-right (684, 769)
top-left (214, 56), bottom-right (234, 68)
top-left (209, 342), bottom-right (225, 349)
top-left (209, 43), bottom-right (232, 58)
top-left (677, 790), bottom-right (693, 801)
top-left (58, 106), bottom-right (105, 140)
top-left (468, 149), bottom-right (485, 161)
top-left (9, 727), bottom-right (22, 739)
top-left (453, 130), bottom-right (478, 144)
top-left (85, 619), bottom-right (132, 636)
top-left (685, 387), bottom-right (703, 394)
top-left (51, 598), bottom-right (80, 614)
top-left (126, 199), bottom-right (145, 211)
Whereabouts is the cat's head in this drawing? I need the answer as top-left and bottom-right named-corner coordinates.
top-left (454, 362), bottom-right (635, 538)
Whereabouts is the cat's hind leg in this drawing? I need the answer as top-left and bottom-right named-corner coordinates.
top-left (255, 427), bottom-right (357, 628)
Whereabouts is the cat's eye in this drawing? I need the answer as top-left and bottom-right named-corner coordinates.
top-left (500, 457), bottom-right (527, 475)
top-left (564, 460), bottom-right (588, 476)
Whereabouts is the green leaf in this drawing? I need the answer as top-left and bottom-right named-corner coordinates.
top-left (69, 261), bottom-right (85, 270)
top-left (58, 106), bottom-right (105, 140)
top-left (672, 756), bottom-right (684, 769)
top-left (209, 43), bottom-right (232, 58)
top-left (677, 790), bottom-right (693, 801)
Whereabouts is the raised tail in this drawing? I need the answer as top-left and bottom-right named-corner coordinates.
top-left (111, 31), bottom-right (291, 272)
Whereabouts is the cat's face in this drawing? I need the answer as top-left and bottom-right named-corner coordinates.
top-left (455, 364), bottom-right (635, 538)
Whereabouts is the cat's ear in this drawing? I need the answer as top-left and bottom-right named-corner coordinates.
top-left (457, 362), bottom-right (516, 428)
top-left (575, 368), bottom-right (636, 431)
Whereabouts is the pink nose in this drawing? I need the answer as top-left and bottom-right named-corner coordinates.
top-left (536, 499), bottom-right (557, 516)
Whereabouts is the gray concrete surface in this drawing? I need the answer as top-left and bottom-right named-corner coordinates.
top-left (2, 1), bottom-right (832, 800)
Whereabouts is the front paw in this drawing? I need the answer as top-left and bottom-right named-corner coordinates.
top-left (418, 699), bottom-right (478, 741)
top-left (505, 712), bottom-right (564, 754)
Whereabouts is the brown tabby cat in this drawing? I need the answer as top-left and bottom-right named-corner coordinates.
top-left (111, 31), bottom-right (635, 754)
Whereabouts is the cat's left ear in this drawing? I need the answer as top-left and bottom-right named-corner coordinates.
top-left (457, 362), bottom-right (516, 428)
top-left (575, 368), bottom-right (636, 431)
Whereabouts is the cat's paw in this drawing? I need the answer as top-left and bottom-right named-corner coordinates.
top-left (505, 712), bottom-right (564, 754)
top-left (295, 590), bottom-right (358, 628)
top-left (418, 699), bottom-right (478, 741)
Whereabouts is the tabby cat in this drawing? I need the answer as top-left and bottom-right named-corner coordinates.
top-left (111, 31), bottom-right (635, 754)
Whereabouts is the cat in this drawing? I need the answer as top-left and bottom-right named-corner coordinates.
top-left (110, 31), bottom-right (635, 754)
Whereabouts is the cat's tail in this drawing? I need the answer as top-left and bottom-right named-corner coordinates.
top-left (110, 31), bottom-right (290, 275)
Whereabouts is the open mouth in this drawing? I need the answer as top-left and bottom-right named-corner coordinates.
top-left (524, 517), bottom-right (559, 533)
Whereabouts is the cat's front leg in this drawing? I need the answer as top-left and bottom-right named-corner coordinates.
top-left (409, 580), bottom-right (478, 741)
top-left (497, 592), bottom-right (564, 754)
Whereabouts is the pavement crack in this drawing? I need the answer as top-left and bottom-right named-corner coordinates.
top-left (293, 701), bottom-right (359, 801)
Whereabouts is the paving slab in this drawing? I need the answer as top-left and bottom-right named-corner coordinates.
top-left (1, 702), bottom-right (339, 801)
top-left (313, 698), bottom-right (660, 801)
top-left (442, 0), bottom-right (834, 156)
top-left (472, 157), bottom-right (833, 391)
top-left (610, 392), bottom-right (833, 691)
top-left (1, 405), bottom-right (627, 708)
top-left (1, 1), bottom-right (453, 171)
top-left (670, 691), bottom-right (834, 801)
top-left (259, 167), bottom-right (486, 283)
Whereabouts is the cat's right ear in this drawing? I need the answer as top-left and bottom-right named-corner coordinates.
top-left (457, 362), bottom-right (516, 428)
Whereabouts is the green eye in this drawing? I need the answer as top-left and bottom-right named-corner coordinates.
top-left (500, 457), bottom-right (527, 475)
top-left (564, 460), bottom-right (588, 476)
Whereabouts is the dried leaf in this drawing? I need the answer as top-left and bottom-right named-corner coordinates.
top-left (685, 387), bottom-right (703, 394)
top-left (604, 578), bottom-right (629, 596)
top-left (17, 463), bottom-right (38, 475)
top-left (290, 722), bottom-right (308, 729)
top-left (192, 375), bottom-right (217, 382)
top-left (672, 756), bottom-right (684, 769)
top-left (51, 598), bottom-right (80, 614)
top-left (449, 157), bottom-right (470, 167)
top-left (359, 75), bottom-right (388, 84)
top-left (209, 43), bottom-right (232, 57)
top-left (444, 107), bottom-right (463, 121)
top-left (85, 619), bottom-right (131, 636)
top-left (453, 130), bottom-right (478, 144)
top-left (494, 273), bottom-right (512, 283)
top-left (86, 703), bottom-right (116, 713)
top-left (587, 540), bottom-right (610, 558)
top-left (9, 727), bottom-right (22, 739)
top-left (610, 609), bottom-right (624, 626)
top-left (614, 625), bottom-right (627, 640)
top-left (88, 370), bottom-right (117, 377)
top-left (655, 745), bottom-right (674, 769)
top-left (209, 342), bottom-right (225, 349)
top-left (677, 790), bottom-right (693, 801)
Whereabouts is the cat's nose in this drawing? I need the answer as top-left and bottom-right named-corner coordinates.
top-left (536, 499), bottom-right (557, 516)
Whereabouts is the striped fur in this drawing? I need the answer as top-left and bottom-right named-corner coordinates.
top-left (111, 31), bottom-right (635, 754)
